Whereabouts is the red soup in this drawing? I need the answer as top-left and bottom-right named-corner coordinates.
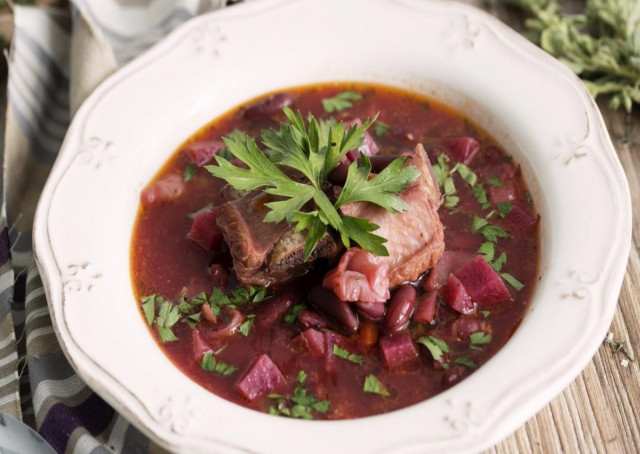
top-left (131, 83), bottom-right (539, 419)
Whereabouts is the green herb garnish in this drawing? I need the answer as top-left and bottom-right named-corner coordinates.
top-left (183, 163), bottom-right (196, 183)
top-left (206, 108), bottom-right (420, 259)
top-left (477, 241), bottom-right (495, 262)
top-left (417, 336), bottom-right (450, 362)
top-left (321, 91), bottom-right (362, 112)
top-left (451, 163), bottom-right (478, 186)
top-left (284, 304), bottom-right (306, 325)
top-left (268, 375), bottom-right (330, 419)
top-left (156, 302), bottom-right (180, 343)
top-left (482, 310), bottom-right (491, 318)
top-left (492, 252), bottom-right (507, 272)
top-left (470, 332), bottom-right (492, 345)
top-left (374, 121), bottom-right (390, 136)
top-left (454, 355), bottom-right (477, 369)
top-left (501, 272), bottom-right (525, 291)
top-left (363, 374), bottom-right (390, 397)
top-left (333, 344), bottom-right (363, 365)
top-left (497, 201), bottom-right (513, 218)
top-left (486, 175), bottom-right (503, 187)
top-left (187, 203), bottom-right (213, 219)
top-left (201, 352), bottom-right (237, 376)
top-left (238, 315), bottom-right (255, 337)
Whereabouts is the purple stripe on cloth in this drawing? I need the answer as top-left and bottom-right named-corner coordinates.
top-left (0, 227), bottom-right (11, 267)
top-left (39, 393), bottom-right (115, 453)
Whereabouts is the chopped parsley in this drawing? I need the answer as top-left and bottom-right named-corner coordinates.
top-left (497, 201), bottom-right (513, 218)
top-left (454, 355), bottom-right (477, 369)
top-left (470, 332), bottom-right (492, 345)
top-left (443, 176), bottom-right (459, 208)
top-left (187, 203), bottom-right (213, 219)
top-left (374, 121), bottom-right (390, 136)
top-left (140, 294), bottom-right (160, 326)
top-left (156, 302), bottom-right (180, 343)
top-left (482, 310), bottom-right (491, 318)
top-left (471, 216), bottom-right (510, 242)
top-left (416, 336), bottom-right (449, 362)
top-left (477, 241), bottom-right (495, 262)
top-left (284, 304), bottom-right (306, 325)
top-left (432, 154), bottom-right (449, 188)
top-left (333, 345), bottom-right (363, 365)
top-left (183, 163), bottom-right (196, 182)
top-left (472, 184), bottom-right (491, 209)
top-left (492, 253), bottom-right (507, 272)
top-left (501, 273), bottom-right (525, 291)
top-left (201, 352), bottom-right (237, 376)
top-left (363, 374), bottom-right (390, 397)
top-left (268, 372), bottom-right (330, 420)
top-left (321, 90), bottom-right (362, 113)
top-left (238, 315), bottom-right (255, 337)
top-left (450, 163), bottom-right (477, 186)
top-left (486, 175), bottom-right (503, 187)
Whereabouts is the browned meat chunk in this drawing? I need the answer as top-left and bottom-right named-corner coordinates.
top-left (323, 144), bottom-right (444, 302)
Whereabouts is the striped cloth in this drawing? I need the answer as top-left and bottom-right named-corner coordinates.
top-left (1, 1), bottom-right (239, 452)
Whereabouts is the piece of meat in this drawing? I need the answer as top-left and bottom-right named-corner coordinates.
top-left (453, 255), bottom-right (511, 304)
top-left (323, 144), bottom-right (445, 302)
top-left (216, 189), bottom-right (341, 286)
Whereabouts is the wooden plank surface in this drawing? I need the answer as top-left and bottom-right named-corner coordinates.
top-left (462, 1), bottom-right (640, 452)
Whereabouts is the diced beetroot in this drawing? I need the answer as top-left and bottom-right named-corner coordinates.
top-left (451, 317), bottom-right (491, 340)
top-left (423, 251), bottom-right (474, 291)
top-left (496, 162), bottom-right (517, 181)
top-left (488, 183), bottom-right (517, 204)
top-left (184, 140), bottom-right (225, 166)
top-left (302, 328), bottom-right (325, 356)
top-left (344, 119), bottom-right (379, 162)
top-left (257, 293), bottom-right (294, 327)
top-left (441, 137), bottom-right (480, 165)
top-left (503, 205), bottom-right (538, 233)
top-left (298, 310), bottom-right (330, 330)
top-left (192, 328), bottom-right (213, 360)
top-left (453, 255), bottom-right (511, 304)
top-left (236, 354), bottom-right (286, 401)
top-left (379, 332), bottom-right (418, 369)
top-left (413, 291), bottom-right (438, 324)
top-left (443, 274), bottom-right (475, 314)
top-left (187, 208), bottom-right (224, 252)
top-left (140, 174), bottom-right (185, 207)
top-left (208, 264), bottom-right (229, 288)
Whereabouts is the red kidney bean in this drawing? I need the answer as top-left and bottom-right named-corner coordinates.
top-left (354, 300), bottom-right (386, 322)
top-left (413, 291), bottom-right (437, 324)
top-left (243, 93), bottom-right (294, 120)
top-left (309, 286), bottom-right (359, 332)
top-left (298, 310), bottom-right (330, 330)
top-left (384, 285), bottom-right (416, 334)
top-left (257, 293), bottom-right (294, 327)
top-left (441, 364), bottom-right (469, 387)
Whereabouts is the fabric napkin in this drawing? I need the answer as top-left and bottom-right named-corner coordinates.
top-left (0, 1), bottom-right (240, 452)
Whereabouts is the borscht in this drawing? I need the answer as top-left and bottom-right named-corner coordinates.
top-left (131, 83), bottom-right (539, 419)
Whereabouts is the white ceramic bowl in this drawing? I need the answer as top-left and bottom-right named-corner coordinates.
top-left (33, 0), bottom-right (632, 452)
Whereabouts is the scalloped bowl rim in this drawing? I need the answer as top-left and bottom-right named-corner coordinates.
top-left (32, 0), bottom-right (631, 453)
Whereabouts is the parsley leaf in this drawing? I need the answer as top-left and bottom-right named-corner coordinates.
top-left (183, 163), bottom-right (196, 182)
top-left (454, 355), bottom-right (477, 369)
top-left (492, 252), bottom-right (507, 272)
top-left (206, 108), bottom-right (419, 259)
top-left (333, 344), bottom-right (363, 365)
top-left (284, 304), bottom-right (306, 325)
top-left (417, 336), bottom-right (449, 362)
top-left (477, 242), bottom-right (495, 262)
top-left (201, 352), bottom-right (237, 376)
top-left (501, 273), bottom-right (525, 291)
top-left (482, 310), bottom-right (491, 318)
top-left (238, 315), bottom-right (255, 337)
top-left (497, 201), bottom-right (513, 218)
top-left (321, 91), bottom-right (362, 113)
top-left (471, 184), bottom-right (491, 209)
top-left (472, 216), bottom-right (510, 243)
top-left (374, 121), bottom-right (389, 136)
top-left (470, 332), bottom-right (492, 345)
top-left (432, 154), bottom-right (449, 188)
top-left (156, 302), bottom-right (180, 343)
top-left (268, 381), bottom-right (330, 420)
top-left (486, 175), bottom-right (503, 187)
top-left (450, 163), bottom-right (477, 186)
top-left (363, 374), bottom-right (390, 397)
top-left (140, 295), bottom-right (157, 326)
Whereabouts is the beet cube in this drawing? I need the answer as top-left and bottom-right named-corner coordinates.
top-left (443, 274), bottom-right (475, 314)
top-left (488, 183), bottom-right (516, 204)
top-left (379, 332), bottom-right (418, 369)
top-left (441, 137), bottom-right (480, 165)
top-left (184, 140), bottom-right (225, 167)
top-left (453, 255), bottom-right (511, 304)
top-left (140, 174), bottom-right (185, 207)
top-left (503, 205), bottom-right (538, 233)
top-left (236, 354), bottom-right (286, 401)
top-left (187, 208), bottom-right (224, 252)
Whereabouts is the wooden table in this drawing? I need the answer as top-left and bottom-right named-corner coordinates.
top-left (462, 1), bottom-right (640, 452)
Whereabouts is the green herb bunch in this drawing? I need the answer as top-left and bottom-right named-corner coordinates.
top-left (504, 0), bottom-right (640, 112)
